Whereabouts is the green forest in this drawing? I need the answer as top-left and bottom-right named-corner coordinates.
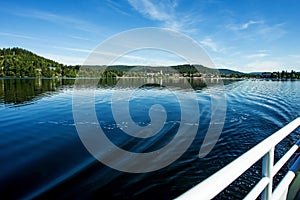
top-left (0, 47), bottom-right (79, 77)
top-left (0, 47), bottom-right (299, 79)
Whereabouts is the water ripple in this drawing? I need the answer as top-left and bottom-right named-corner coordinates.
top-left (0, 79), bottom-right (299, 199)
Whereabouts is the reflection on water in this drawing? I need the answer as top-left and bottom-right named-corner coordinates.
top-left (0, 78), bottom-right (75, 106)
top-left (0, 78), bottom-right (299, 199)
top-left (0, 78), bottom-right (229, 105)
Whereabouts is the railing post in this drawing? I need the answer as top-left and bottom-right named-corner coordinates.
top-left (262, 147), bottom-right (275, 200)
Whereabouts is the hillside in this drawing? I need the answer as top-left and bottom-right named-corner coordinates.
top-left (4, 47), bottom-right (298, 79)
top-left (0, 47), bottom-right (79, 77)
top-left (218, 69), bottom-right (243, 75)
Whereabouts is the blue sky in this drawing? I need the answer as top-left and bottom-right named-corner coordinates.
top-left (0, 0), bottom-right (299, 72)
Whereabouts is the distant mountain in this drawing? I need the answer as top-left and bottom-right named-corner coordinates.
top-left (106, 64), bottom-right (242, 75)
top-left (249, 72), bottom-right (263, 75)
top-left (217, 69), bottom-right (244, 75)
top-left (2, 47), bottom-right (290, 79)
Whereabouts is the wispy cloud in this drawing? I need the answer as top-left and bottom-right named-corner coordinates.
top-left (257, 23), bottom-right (286, 41)
top-left (245, 53), bottom-right (270, 59)
top-left (199, 37), bottom-right (228, 54)
top-left (44, 47), bottom-right (186, 66)
top-left (287, 54), bottom-right (300, 66)
top-left (200, 38), bottom-right (218, 52)
top-left (105, 0), bottom-right (131, 16)
top-left (54, 46), bottom-right (146, 60)
top-left (228, 20), bottom-right (264, 31)
top-left (68, 35), bottom-right (96, 42)
top-left (54, 46), bottom-right (163, 65)
top-left (258, 49), bottom-right (270, 53)
top-left (41, 53), bottom-right (86, 65)
top-left (0, 32), bottom-right (36, 40)
top-left (13, 9), bottom-right (100, 33)
top-left (227, 20), bottom-right (286, 41)
top-left (288, 54), bottom-right (300, 59)
top-left (127, 0), bottom-right (198, 32)
top-left (128, 0), bottom-right (175, 21)
top-left (54, 46), bottom-right (92, 53)
top-left (241, 20), bottom-right (263, 30)
top-left (245, 60), bottom-right (283, 72)
top-left (112, 50), bottom-right (186, 66)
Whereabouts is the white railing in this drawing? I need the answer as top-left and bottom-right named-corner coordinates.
top-left (176, 117), bottom-right (300, 200)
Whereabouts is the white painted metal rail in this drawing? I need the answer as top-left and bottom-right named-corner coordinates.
top-left (176, 117), bottom-right (300, 200)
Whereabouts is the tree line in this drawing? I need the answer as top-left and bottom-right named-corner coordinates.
top-left (0, 47), bottom-right (299, 79)
top-left (264, 70), bottom-right (300, 79)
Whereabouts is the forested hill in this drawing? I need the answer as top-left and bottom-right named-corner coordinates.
top-left (0, 47), bottom-right (79, 77)
top-left (4, 47), bottom-right (298, 79)
top-left (218, 69), bottom-right (243, 75)
top-left (0, 47), bottom-right (245, 78)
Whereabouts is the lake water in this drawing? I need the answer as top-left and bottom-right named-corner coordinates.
top-left (0, 78), bottom-right (299, 199)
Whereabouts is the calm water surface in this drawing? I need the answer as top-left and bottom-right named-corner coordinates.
top-left (0, 78), bottom-right (299, 199)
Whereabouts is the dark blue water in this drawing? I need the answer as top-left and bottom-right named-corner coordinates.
top-left (0, 78), bottom-right (299, 199)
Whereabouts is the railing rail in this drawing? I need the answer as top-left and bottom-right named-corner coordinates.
top-left (176, 117), bottom-right (300, 200)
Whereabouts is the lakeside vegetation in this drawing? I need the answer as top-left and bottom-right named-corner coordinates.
top-left (1, 47), bottom-right (299, 79)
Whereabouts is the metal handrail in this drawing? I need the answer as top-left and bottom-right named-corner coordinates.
top-left (272, 151), bottom-right (300, 200)
top-left (176, 117), bottom-right (300, 200)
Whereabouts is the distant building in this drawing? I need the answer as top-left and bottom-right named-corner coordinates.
top-left (261, 72), bottom-right (272, 78)
top-left (49, 66), bottom-right (56, 70)
top-left (146, 72), bottom-right (155, 77)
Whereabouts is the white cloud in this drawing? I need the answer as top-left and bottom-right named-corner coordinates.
top-left (127, 0), bottom-right (197, 32)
